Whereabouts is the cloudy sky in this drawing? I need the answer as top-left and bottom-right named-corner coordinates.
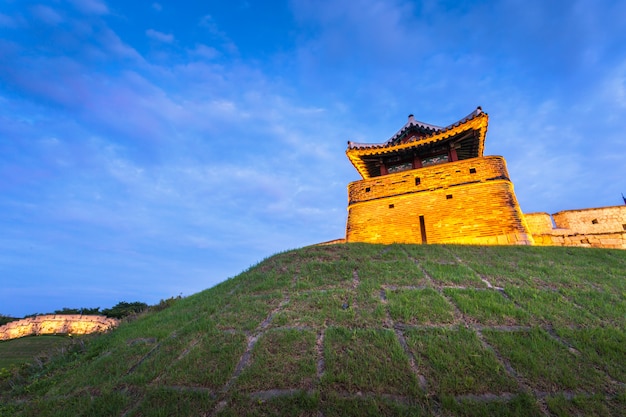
top-left (1, 0), bottom-right (625, 317)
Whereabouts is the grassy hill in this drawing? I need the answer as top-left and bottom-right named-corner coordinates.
top-left (0, 336), bottom-right (72, 369)
top-left (1, 243), bottom-right (625, 416)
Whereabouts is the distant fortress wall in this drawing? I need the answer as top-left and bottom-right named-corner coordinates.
top-left (0, 315), bottom-right (119, 341)
top-left (346, 156), bottom-right (533, 245)
top-left (525, 206), bottom-right (626, 249)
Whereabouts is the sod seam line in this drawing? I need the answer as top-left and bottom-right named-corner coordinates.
top-left (316, 328), bottom-right (325, 380)
top-left (349, 268), bottom-right (360, 312)
top-left (382, 279), bottom-right (428, 392)
top-left (444, 246), bottom-right (501, 290)
top-left (404, 249), bottom-right (465, 324)
top-left (473, 328), bottom-right (527, 390)
top-left (393, 327), bottom-right (428, 391)
top-left (474, 329), bottom-right (555, 416)
top-left (218, 293), bottom-right (291, 397)
top-left (544, 327), bottom-right (626, 388)
top-left (125, 335), bottom-right (172, 376)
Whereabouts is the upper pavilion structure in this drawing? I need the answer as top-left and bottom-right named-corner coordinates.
top-left (346, 107), bottom-right (488, 179)
top-left (341, 107), bottom-right (626, 248)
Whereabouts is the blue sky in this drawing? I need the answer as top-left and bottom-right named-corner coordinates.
top-left (1, 0), bottom-right (625, 317)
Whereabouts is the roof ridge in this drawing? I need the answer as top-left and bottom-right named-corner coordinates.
top-left (347, 107), bottom-right (483, 150)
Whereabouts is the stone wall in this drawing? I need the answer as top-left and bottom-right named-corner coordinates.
top-left (524, 212), bottom-right (555, 235)
top-left (0, 315), bottom-right (119, 341)
top-left (525, 206), bottom-right (626, 249)
top-left (346, 156), bottom-right (533, 245)
top-left (553, 206), bottom-right (626, 235)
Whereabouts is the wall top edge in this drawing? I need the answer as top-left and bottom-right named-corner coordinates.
top-left (347, 155), bottom-right (507, 187)
top-left (553, 205), bottom-right (626, 215)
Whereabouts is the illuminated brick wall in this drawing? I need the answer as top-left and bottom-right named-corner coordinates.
top-left (0, 315), bottom-right (119, 341)
top-left (346, 156), bottom-right (533, 245)
top-left (524, 212), bottom-right (555, 235)
top-left (553, 206), bottom-right (626, 234)
top-left (525, 206), bottom-right (626, 249)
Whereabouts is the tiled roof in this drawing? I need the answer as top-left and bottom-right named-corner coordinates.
top-left (346, 107), bottom-right (489, 179)
top-left (347, 107), bottom-right (483, 150)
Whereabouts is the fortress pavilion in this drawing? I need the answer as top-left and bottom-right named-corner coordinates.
top-left (344, 107), bottom-right (534, 246)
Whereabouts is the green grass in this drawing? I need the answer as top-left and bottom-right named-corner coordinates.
top-left (443, 288), bottom-right (531, 325)
top-left (271, 289), bottom-right (363, 328)
top-left (387, 288), bottom-right (455, 325)
top-left (131, 388), bottom-right (215, 417)
top-left (1, 243), bottom-right (625, 416)
top-left (320, 393), bottom-right (429, 416)
top-left (236, 329), bottom-right (317, 391)
top-left (405, 327), bottom-right (518, 395)
top-left (421, 260), bottom-right (486, 287)
top-left (321, 327), bottom-right (421, 397)
top-left (561, 289), bottom-right (626, 326)
top-left (218, 391), bottom-right (319, 417)
top-left (545, 393), bottom-right (615, 417)
top-left (504, 287), bottom-right (598, 326)
top-left (152, 330), bottom-right (247, 389)
top-left (357, 258), bottom-right (429, 287)
top-left (555, 327), bottom-right (626, 382)
top-left (482, 328), bottom-right (609, 393)
top-left (0, 335), bottom-right (72, 368)
top-left (440, 393), bottom-right (544, 417)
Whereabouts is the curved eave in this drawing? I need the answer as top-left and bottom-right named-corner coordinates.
top-left (347, 112), bottom-right (488, 179)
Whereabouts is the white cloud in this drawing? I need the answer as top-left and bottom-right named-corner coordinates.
top-left (603, 61), bottom-right (626, 109)
top-left (189, 43), bottom-right (220, 60)
top-left (291, 0), bottom-right (422, 68)
top-left (30, 4), bottom-right (63, 25)
top-left (146, 28), bottom-right (174, 43)
top-left (67, 0), bottom-right (109, 15)
top-left (199, 14), bottom-right (239, 55)
top-left (0, 12), bottom-right (20, 28)
top-left (98, 27), bottom-right (143, 60)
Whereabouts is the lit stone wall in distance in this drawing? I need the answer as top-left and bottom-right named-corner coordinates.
top-left (0, 315), bottom-right (120, 341)
top-left (525, 206), bottom-right (626, 249)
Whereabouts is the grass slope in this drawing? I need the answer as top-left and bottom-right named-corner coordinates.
top-left (1, 243), bottom-right (625, 416)
top-left (0, 336), bottom-right (72, 369)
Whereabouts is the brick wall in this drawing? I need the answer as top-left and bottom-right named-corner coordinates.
top-left (525, 206), bottom-right (626, 249)
top-left (0, 315), bottom-right (119, 341)
top-left (553, 206), bottom-right (626, 234)
top-left (346, 156), bottom-right (533, 245)
top-left (524, 212), bottom-right (555, 235)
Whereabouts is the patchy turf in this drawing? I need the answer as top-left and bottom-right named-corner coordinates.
top-left (0, 335), bottom-right (72, 368)
top-left (1, 243), bottom-right (625, 416)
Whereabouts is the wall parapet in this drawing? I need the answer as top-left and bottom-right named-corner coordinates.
top-left (348, 156), bottom-right (509, 205)
top-left (525, 206), bottom-right (626, 249)
top-left (0, 315), bottom-right (119, 341)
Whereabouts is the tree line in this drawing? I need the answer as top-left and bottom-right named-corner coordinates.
top-left (0, 295), bottom-right (182, 324)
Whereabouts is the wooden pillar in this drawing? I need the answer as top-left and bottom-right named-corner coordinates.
top-left (412, 155), bottom-right (423, 169)
top-left (449, 146), bottom-right (458, 162)
top-left (380, 164), bottom-right (388, 176)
